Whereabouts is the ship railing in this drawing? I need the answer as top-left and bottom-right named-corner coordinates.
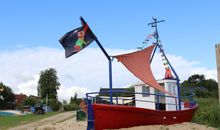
top-left (86, 90), bottom-right (197, 110)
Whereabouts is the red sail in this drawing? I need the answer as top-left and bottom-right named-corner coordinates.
top-left (113, 44), bottom-right (171, 95)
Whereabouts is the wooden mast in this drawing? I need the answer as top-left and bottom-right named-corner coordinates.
top-left (215, 44), bottom-right (220, 103)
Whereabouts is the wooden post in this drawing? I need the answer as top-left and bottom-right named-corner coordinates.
top-left (215, 44), bottom-right (220, 103)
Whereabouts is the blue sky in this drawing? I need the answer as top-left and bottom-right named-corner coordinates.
top-left (0, 1), bottom-right (219, 69)
top-left (0, 1), bottom-right (219, 99)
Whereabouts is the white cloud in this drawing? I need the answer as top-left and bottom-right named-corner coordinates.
top-left (15, 71), bottom-right (35, 82)
top-left (57, 85), bottom-right (89, 102)
top-left (0, 47), bottom-right (217, 101)
top-left (151, 53), bottom-right (217, 82)
top-left (16, 75), bottom-right (39, 96)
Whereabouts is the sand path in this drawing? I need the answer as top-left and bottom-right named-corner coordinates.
top-left (8, 111), bottom-right (80, 130)
top-left (117, 122), bottom-right (217, 130)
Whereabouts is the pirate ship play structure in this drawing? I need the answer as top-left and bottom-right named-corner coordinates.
top-left (59, 17), bottom-right (198, 130)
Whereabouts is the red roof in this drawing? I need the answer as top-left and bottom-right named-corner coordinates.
top-left (14, 93), bottom-right (27, 105)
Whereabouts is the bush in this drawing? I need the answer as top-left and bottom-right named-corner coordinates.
top-left (41, 99), bottom-right (62, 111)
top-left (194, 89), bottom-right (210, 98)
top-left (22, 97), bottom-right (39, 106)
top-left (193, 98), bottom-right (220, 128)
top-left (48, 99), bottom-right (61, 111)
top-left (63, 103), bottom-right (79, 111)
top-left (208, 103), bottom-right (220, 127)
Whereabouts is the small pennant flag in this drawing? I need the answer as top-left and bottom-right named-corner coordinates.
top-left (59, 24), bottom-right (95, 58)
top-left (147, 32), bottom-right (156, 39)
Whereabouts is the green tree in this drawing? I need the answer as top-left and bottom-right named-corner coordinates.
top-left (0, 82), bottom-right (15, 109)
top-left (188, 74), bottom-right (205, 83)
top-left (48, 99), bottom-right (62, 111)
top-left (22, 97), bottom-right (39, 106)
top-left (62, 100), bottom-right (67, 105)
top-left (182, 74), bottom-right (205, 87)
top-left (126, 85), bottom-right (135, 92)
top-left (204, 79), bottom-right (218, 91)
top-left (181, 74), bottom-right (218, 98)
top-left (70, 92), bottom-right (77, 104)
top-left (37, 68), bottom-right (60, 100)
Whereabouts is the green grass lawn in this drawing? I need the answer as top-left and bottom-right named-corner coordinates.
top-left (0, 112), bottom-right (60, 130)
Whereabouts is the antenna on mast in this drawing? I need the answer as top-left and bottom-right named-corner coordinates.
top-left (137, 18), bottom-right (165, 50)
top-left (148, 17), bottom-right (165, 63)
top-left (148, 17), bottom-right (165, 27)
top-left (148, 17), bottom-right (165, 44)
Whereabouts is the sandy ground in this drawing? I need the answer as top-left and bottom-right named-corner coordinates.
top-left (33, 118), bottom-right (87, 130)
top-left (8, 111), bottom-right (217, 130)
top-left (8, 111), bottom-right (85, 130)
top-left (116, 122), bottom-right (217, 130)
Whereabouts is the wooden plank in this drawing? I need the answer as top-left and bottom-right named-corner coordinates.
top-left (215, 44), bottom-right (220, 103)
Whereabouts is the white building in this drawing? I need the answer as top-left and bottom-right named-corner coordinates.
top-left (134, 79), bottom-right (180, 111)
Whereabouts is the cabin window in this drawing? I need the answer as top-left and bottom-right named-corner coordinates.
top-left (142, 86), bottom-right (150, 97)
top-left (167, 82), bottom-right (177, 95)
top-left (167, 83), bottom-right (174, 94)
